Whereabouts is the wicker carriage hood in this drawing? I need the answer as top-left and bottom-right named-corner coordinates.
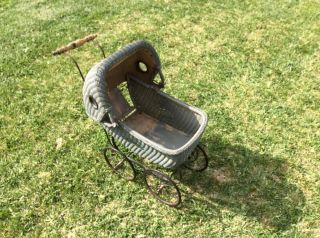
top-left (83, 40), bottom-right (162, 125)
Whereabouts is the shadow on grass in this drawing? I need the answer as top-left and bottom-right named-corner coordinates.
top-left (179, 136), bottom-right (305, 231)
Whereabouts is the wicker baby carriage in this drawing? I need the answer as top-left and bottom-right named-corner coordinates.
top-left (53, 34), bottom-right (208, 207)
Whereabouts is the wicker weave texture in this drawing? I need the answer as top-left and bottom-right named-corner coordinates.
top-left (83, 40), bottom-right (161, 125)
top-left (83, 40), bottom-right (208, 168)
top-left (103, 77), bottom-right (207, 168)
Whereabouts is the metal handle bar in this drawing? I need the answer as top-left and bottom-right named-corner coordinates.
top-left (52, 33), bottom-right (106, 82)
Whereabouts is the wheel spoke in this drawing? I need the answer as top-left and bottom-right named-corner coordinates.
top-left (114, 160), bottom-right (125, 170)
top-left (156, 184), bottom-right (166, 195)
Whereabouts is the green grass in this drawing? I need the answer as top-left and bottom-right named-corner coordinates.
top-left (1, 0), bottom-right (319, 237)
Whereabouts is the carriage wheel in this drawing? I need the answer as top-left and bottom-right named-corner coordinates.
top-left (183, 145), bottom-right (208, 172)
top-left (144, 169), bottom-right (181, 207)
top-left (103, 146), bottom-right (136, 181)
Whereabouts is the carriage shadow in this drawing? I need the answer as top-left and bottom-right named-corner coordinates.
top-left (178, 136), bottom-right (305, 231)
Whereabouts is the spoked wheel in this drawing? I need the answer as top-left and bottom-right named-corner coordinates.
top-left (184, 145), bottom-right (209, 172)
top-left (144, 169), bottom-right (181, 207)
top-left (103, 146), bottom-right (136, 181)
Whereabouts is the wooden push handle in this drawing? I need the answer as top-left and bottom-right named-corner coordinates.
top-left (52, 34), bottom-right (97, 55)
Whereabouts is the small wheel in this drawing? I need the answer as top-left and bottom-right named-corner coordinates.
top-left (184, 145), bottom-right (208, 172)
top-left (103, 146), bottom-right (136, 181)
top-left (144, 169), bottom-right (181, 207)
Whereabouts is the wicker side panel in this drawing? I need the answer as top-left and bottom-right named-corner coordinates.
top-left (83, 64), bottom-right (111, 122)
top-left (103, 125), bottom-right (197, 169)
top-left (128, 78), bottom-right (202, 135)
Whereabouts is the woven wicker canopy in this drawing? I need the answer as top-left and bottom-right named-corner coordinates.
top-left (83, 40), bottom-right (165, 126)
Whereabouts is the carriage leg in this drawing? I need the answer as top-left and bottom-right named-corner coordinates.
top-left (103, 129), bottom-right (137, 181)
top-left (102, 130), bottom-right (208, 207)
top-left (102, 130), bottom-right (182, 207)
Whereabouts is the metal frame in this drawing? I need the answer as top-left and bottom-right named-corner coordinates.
top-left (102, 128), bottom-right (208, 207)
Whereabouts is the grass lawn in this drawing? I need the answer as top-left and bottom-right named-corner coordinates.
top-left (1, 0), bottom-right (319, 237)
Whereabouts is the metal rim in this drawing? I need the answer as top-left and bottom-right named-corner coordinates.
top-left (144, 169), bottom-right (181, 207)
top-left (183, 145), bottom-right (209, 172)
top-left (103, 146), bottom-right (136, 181)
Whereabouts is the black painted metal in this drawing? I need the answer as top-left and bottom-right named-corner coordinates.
top-left (94, 40), bottom-right (106, 58)
top-left (102, 129), bottom-right (182, 206)
top-left (66, 53), bottom-right (85, 82)
top-left (183, 145), bottom-right (209, 172)
top-left (144, 168), bottom-right (181, 207)
top-left (103, 146), bottom-right (136, 181)
top-left (102, 129), bottom-right (209, 207)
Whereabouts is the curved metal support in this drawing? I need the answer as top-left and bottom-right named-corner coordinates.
top-left (170, 169), bottom-right (182, 180)
top-left (66, 53), bottom-right (85, 82)
top-left (94, 40), bottom-right (106, 58)
top-left (101, 124), bottom-right (210, 208)
top-left (111, 137), bottom-right (119, 150)
top-left (103, 128), bottom-right (147, 170)
top-left (103, 128), bottom-right (113, 145)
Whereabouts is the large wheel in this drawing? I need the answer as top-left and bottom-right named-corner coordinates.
top-left (184, 145), bottom-right (208, 172)
top-left (103, 146), bottom-right (136, 181)
top-left (144, 169), bottom-right (181, 207)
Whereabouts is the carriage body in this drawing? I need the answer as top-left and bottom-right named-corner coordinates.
top-left (83, 40), bottom-right (207, 169)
